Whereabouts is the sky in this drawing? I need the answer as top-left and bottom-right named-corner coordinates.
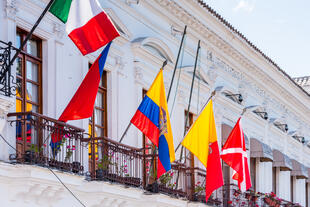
top-left (204, 0), bottom-right (310, 78)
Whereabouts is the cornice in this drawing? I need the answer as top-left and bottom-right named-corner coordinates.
top-left (153, 0), bottom-right (310, 127)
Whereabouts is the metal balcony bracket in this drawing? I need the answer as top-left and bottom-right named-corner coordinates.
top-left (0, 40), bottom-right (18, 97)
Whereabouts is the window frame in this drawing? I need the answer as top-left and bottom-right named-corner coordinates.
top-left (16, 28), bottom-right (42, 114)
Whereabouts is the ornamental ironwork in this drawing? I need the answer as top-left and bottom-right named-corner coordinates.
top-left (0, 40), bottom-right (18, 97)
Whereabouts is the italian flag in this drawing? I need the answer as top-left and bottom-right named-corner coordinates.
top-left (49, 0), bottom-right (120, 55)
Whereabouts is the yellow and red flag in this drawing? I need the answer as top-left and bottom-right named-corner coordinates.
top-left (182, 100), bottom-right (223, 201)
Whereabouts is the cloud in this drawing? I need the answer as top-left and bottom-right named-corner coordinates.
top-left (233, 0), bottom-right (256, 13)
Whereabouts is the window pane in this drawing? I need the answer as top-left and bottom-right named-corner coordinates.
top-left (16, 33), bottom-right (21, 49)
top-left (31, 104), bottom-right (39, 113)
top-left (26, 82), bottom-right (38, 103)
top-left (95, 127), bottom-right (103, 137)
top-left (26, 102), bottom-right (33, 112)
top-left (16, 78), bottom-right (23, 97)
top-left (16, 57), bottom-right (22, 76)
top-left (26, 61), bottom-right (38, 82)
top-left (26, 39), bottom-right (38, 57)
top-left (16, 99), bottom-right (22, 112)
top-left (95, 92), bottom-right (103, 107)
top-left (94, 109), bottom-right (102, 126)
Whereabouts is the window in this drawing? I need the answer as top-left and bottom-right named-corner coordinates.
top-left (16, 28), bottom-right (42, 113)
top-left (184, 110), bottom-right (195, 194)
top-left (15, 28), bottom-right (42, 156)
top-left (88, 65), bottom-right (107, 172)
top-left (89, 69), bottom-right (108, 137)
top-left (250, 158), bottom-right (256, 191)
top-left (272, 167), bottom-right (277, 194)
top-left (306, 183), bottom-right (309, 207)
top-left (142, 89), bottom-right (158, 185)
top-left (291, 176), bottom-right (294, 202)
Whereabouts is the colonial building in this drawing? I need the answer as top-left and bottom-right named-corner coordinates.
top-left (0, 0), bottom-right (310, 206)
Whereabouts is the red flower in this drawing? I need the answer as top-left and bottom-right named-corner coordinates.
top-left (228, 201), bottom-right (232, 204)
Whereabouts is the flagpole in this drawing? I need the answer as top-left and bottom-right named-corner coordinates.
top-left (178, 40), bottom-right (200, 161)
top-left (0, 0), bottom-right (55, 82)
top-left (175, 91), bottom-right (215, 153)
top-left (174, 40), bottom-right (200, 190)
top-left (167, 25), bottom-right (187, 102)
top-left (118, 60), bottom-right (168, 143)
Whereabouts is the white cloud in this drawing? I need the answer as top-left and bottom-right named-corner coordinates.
top-left (233, 0), bottom-right (256, 13)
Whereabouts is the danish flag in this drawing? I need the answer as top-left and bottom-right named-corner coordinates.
top-left (221, 118), bottom-right (251, 192)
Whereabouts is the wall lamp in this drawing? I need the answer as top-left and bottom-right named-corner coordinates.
top-left (274, 123), bottom-right (288, 132)
top-left (253, 111), bottom-right (268, 120)
top-left (225, 93), bottom-right (243, 103)
top-left (125, 0), bottom-right (139, 5)
top-left (292, 135), bottom-right (305, 144)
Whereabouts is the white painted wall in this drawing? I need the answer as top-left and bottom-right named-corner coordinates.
top-left (0, 0), bottom-right (310, 205)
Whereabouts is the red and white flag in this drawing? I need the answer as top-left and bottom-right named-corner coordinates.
top-left (221, 118), bottom-right (251, 192)
top-left (50, 0), bottom-right (120, 55)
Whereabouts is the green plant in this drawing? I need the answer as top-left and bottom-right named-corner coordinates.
top-left (159, 171), bottom-right (174, 186)
top-left (30, 144), bottom-right (43, 153)
top-left (194, 181), bottom-right (205, 194)
top-left (97, 154), bottom-right (113, 170)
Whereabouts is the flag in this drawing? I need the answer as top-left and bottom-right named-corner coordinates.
top-left (181, 100), bottom-right (223, 201)
top-left (221, 118), bottom-right (251, 192)
top-left (50, 43), bottom-right (111, 154)
top-left (49, 0), bottom-right (119, 55)
top-left (58, 42), bottom-right (111, 122)
top-left (131, 69), bottom-right (175, 178)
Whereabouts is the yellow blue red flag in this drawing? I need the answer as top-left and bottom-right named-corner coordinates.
top-left (131, 69), bottom-right (175, 178)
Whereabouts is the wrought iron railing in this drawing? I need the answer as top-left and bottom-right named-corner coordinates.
top-left (7, 111), bottom-right (85, 174)
top-left (87, 136), bottom-right (190, 197)
top-left (6, 114), bottom-right (304, 206)
top-left (0, 40), bottom-right (18, 97)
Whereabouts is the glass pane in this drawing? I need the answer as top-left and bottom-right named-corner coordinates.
top-left (26, 39), bottom-right (38, 57)
top-left (95, 92), bottom-right (103, 108)
top-left (16, 78), bottom-right (22, 97)
top-left (26, 61), bottom-right (38, 82)
top-left (16, 57), bottom-right (22, 76)
top-left (31, 105), bottom-right (38, 113)
top-left (26, 82), bottom-right (38, 103)
top-left (94, 109), bottom-right (102, 126)
top-left (16, 33), bottom-right (21, 49)
top-left (95, 127), bottom-right (103, 137)
top-left (16, 99), bottom-right (22, 112)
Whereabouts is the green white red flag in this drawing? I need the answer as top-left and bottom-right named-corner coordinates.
top-left (50, 0), bottom-right (119, 55)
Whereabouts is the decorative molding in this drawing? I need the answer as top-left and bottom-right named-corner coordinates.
top-left (4, 0), bottom-right (19, 20)
top-left (52, 23), bottom-right (64, 39)
top-left (154, 0), bottom-right (310, 135)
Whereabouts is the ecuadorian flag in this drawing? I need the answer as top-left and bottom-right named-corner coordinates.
top-left (131, 69), bottom-right (175, 178)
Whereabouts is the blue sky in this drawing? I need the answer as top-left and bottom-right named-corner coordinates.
top-left (204, 0), bottom-right (310, 78)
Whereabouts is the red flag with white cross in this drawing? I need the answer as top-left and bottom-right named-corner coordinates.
top-left (221, 118), bottom-right (251, 192)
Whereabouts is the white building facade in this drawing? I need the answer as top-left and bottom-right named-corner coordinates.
top-left (0, 0), bottom-right (310, 206)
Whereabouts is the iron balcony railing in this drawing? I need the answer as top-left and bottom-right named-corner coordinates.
top-left (8, 111), bottom-right (85, 174)
top-left (6, 112), bottom-right (304, 206)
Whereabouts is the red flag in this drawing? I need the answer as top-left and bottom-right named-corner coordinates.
top-left (206, 141), bottom-right (224, 201)
top-left (50, 43), bottom-right (111, 154)
top-left (221, 118), bottom-right (251, 192)
top-left (58, 43), bottom-right (111, 122)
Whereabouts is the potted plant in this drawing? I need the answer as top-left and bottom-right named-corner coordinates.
top-left (25, 144), bottom-right (43, 163)
top-left (191, 181), bottom-right (205, 201)
top-left (96, 154), bottom-right (112, 180)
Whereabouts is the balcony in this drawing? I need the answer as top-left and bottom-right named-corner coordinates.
top-left (7, 111), bottom-right (85, 174)
top-left (6, 112), bottom-right (304, 206)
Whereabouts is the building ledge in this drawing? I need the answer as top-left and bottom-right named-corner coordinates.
top-left (0, 162), bottom-right (210, 207)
